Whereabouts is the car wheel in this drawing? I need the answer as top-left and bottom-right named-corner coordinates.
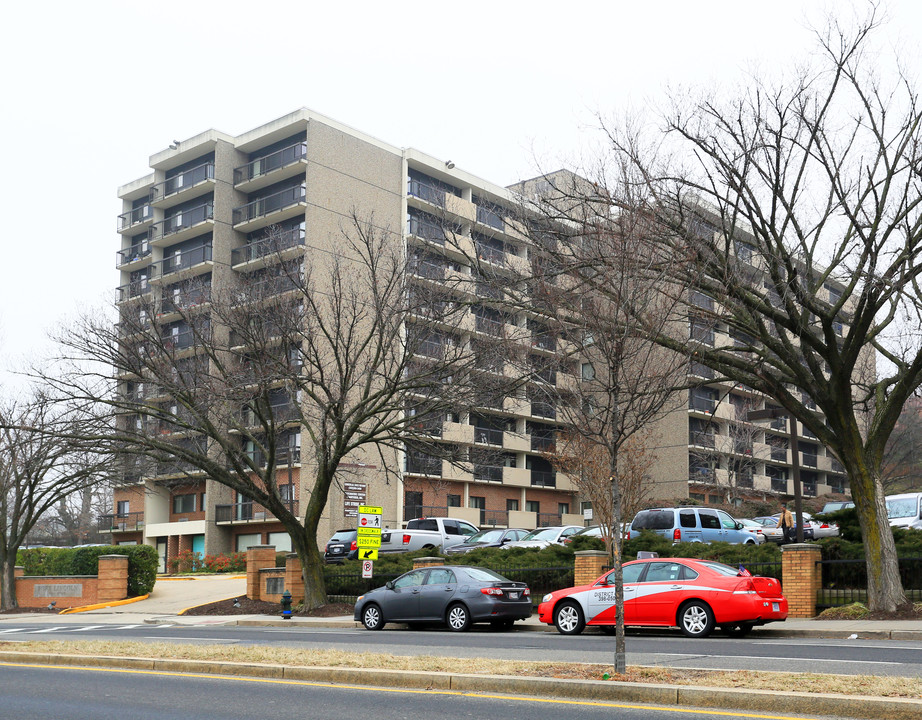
top-left (724, 623), bottom-right (754, 638)
top-left (554, 601), bottom-right (585, 635)
top-left (678, 601), bottom-right (714, 638)
top-left (361, 604), bottom-right (384, 631)
top-left (446, 603), bottom-right (471, 632)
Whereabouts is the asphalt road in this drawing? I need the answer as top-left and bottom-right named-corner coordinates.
top-left (2, 621), bottom-right (921, 678)
top-left (0, 662), bottom-right (843, 720)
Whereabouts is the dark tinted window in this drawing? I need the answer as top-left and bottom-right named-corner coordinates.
top-left (679, 509), bottom-right (697, 528)
top-left (632, 510), bottom-right (674, 530)
top-left (329, 530), bottom-right (355, 542)
top-left (643, 563), bottom-right (684, 583)
top-left (698, 510), bottom-right (720, 529)
top-left (409, 518), bottom-right (438, 531)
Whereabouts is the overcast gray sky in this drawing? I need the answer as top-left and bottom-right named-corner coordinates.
top-left (2, 0), bottom-right (919, 385)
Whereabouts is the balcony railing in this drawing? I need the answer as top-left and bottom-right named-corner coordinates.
top-left (162, 330), bottom-right (197, 351)
top-left (770, 446), bottom-right (787, 462)
top-left (689, 431), bottom-right (715, 448)
top-left (118, 204), bottom-right (153, 231)
top-left (155, 244), bottom-right (212, 278)
top-left (530, 434), bottom-right (555, 452)
top-left (159, 202), bottom-right (214, 237)
top-left (161, 286), bottom-right (211, 314)
top-left (475, 242), bottom-right (506, 266)
top-left (117, 280), bottom-right (151, 303)
top-left (473, 465), bottom-right (503, 482)
top-left (231, 227), bottom-right (305, 266)
top-left (475, 315), bottom-right (505, 336)
top-left (405, 454), bottom-right (442, 476)
top-left (476, 204), bottom-right (504, 230)
top-left (234, 142), bottom-right (307, 185)
top-left (410, 257), bottom-right (446, 280)
top-left (802, 453), bottom-right (818, 468)
top-left (474, 427), bottom-right (503, 446)
top-left (531, 402), bottom-right (556, 419)
top-left (117, 242), bottom-right (151, 266)
top-left (688, 395), bottom-right (715, 413)
top-left (215, 499), bottom-right (299, 523)
top-left (531, 470), bottom-right (556, 487)
top-left (407, 214), bottom-right (446, 244)
top-left (531, 335), bottom-right (556, 351)
top-left (407, 178), bottom-right (446, 206)
top-left (239, 446), bottom-right (302, 468)
top-left (537, 512), bottom-right (562, 526)
top-left (151, 162), bottom-right (214, 201)
top-left (98, 511), bottom-right (145, 533)
top-left (233, 185), bottom-right (306, 226)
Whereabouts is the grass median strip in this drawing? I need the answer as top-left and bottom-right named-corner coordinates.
top-left (1, 640), bottom-right (919, 700)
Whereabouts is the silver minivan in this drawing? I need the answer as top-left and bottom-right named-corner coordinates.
top-left (629, 507), bottom-right (759, 544)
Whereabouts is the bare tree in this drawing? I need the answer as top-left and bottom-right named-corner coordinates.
top-left (0, 393), bottom-right (111, 610)
top-left (882, 396), bottom-right (922, 493)
top-left (590, 6), bottom-right (920, 611)
top-left (44, 214), bottom-right (495, 609)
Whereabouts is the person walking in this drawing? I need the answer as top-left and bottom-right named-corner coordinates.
top-left (777, 502), bottom-right (795, 543)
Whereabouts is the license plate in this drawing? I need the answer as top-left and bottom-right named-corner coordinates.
top-left (508, 592), bottom-right (519, 599)
top-left (332, 547), bottom-right (342, 553)
top-left (772, 602), bottom-right (779, 612)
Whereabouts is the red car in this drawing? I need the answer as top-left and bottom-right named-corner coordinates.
top-left (538, 558), bottom-right (787, 638)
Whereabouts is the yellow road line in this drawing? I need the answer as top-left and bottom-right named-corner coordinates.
top-left (0, 661), bottom-right (811, 719)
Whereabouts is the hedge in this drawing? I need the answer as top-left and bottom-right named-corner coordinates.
top-left (16, 545), bottom-right (158, 597)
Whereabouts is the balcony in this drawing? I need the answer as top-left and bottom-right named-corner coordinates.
top-left (473, 426), bottom-right (503, 446)
top-left (407, 177), bottom-right (447, 206)
top-left (152, 202), bottom-right (214, 246)
top-left (116, 241), bottom-right (152, 270)
top-left (473, 464), bottom-right (503, 483)
top-left (234, 142), bottom-right (307, 191)
top-left (689, 431), bottom-right (715, 448)
top-left (407, 213), bottom-right (447, 245)
top-left (475, 241), bottom-right (506, 267)
top-left (530, 433), bottom-right (555, 452)
top-left (238, 446), bottom-right (302, 468)
top-left (118, 204), bottom-right (154, 234)
top-left (231, 227), bottom-right (306, 269)
top-left (160, 285), bottom-right (211, 316)
top-left (215, 499), bottom-right (299, 524)
top-left (688, 395), bottom-right (716, 413)
top-left (405, 453), bottom-right (442, 476)
top-left (531, 401), bottom-right (557, 420)
top-left (116, 280), bottom-right (151, 304)
top-left (802, 453), bottom-right (818, 468)
top-left (98, 511), bottom-right (145, 533)
top-left (475, 204), bottom-right (504, 231)
top-left (152, 244), bottom-right (213, 282)
top-left (232, 184), bottom-right (306, 232)
top-left (531, 470), bottom-right (557, 488)
top-left (150, 162), bottom-right (215, 207)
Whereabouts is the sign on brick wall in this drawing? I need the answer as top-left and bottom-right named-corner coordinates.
top-left (34, 584), bottom-right (83, 598)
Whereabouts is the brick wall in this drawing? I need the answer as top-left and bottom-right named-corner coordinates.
top-left (246, 545), bottom-right (278, 600)
top-left (781, 543), bottom-right (822, 618)
top-left (574, 550), bottom-right (608, 586)
top-left (8, 555), bottom-right (129, 609)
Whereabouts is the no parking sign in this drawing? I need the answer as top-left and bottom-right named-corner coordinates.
top-left (362, 560), bottom-right (373, 578)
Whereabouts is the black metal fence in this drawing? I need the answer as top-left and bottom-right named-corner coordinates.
top-left (817, 556), bottom-right (922, 609)
top-left (324, 565), bottom-right (573, 605)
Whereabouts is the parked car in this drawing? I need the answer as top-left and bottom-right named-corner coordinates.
top-left (753, 515), bottom-right (814, 542)
top-left (324, 529), bottom-right (358, 563)
top-left (537, 558), bottom-right (787, 638)
top-left (501, 525), bottom-right (583, 549)
top-left (735, 518), bottom-right (766, 544)
top-left (563, 524), bottom-right (630, 544)
top-left (750, 517), bottom-right (785, 543)
top-left (354, 565), bottom-right (532, 631)
top-left (378, 517), bottom-right (479, 554)
top-left (821, 501), bottom-right (854, 514)
top-left (885, 493), bottom-right (922, 530)
top-left (629, 507), bottom-right (759, 544)
top-left (442, 528), bottom-right (528, 555)
top-left (799, 512), bottom-right (839, 538)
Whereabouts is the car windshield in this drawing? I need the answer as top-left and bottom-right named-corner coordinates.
top-left (887, 498), bottom-right (920, 519)
top-left (520, 528), bottom-right (559, 541)
top-left (465, 529), bottom-right (504, 543)
top-left (462, 567), bottom-right (509, 582)
top-left (329, 530), bottom-right (354, 542)
top-left (632, 511), bottom-right (674, 530)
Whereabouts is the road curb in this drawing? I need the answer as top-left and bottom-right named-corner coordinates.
top-left (1, 651), bottom-right (919, 719)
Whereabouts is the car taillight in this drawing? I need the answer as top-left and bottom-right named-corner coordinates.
top-left (325, 544), bottom-right (329, 552)
top-left (673, 528), bottom-right (681, 541)
top-left (481, 587), bottom-right (503, 595)
top-left (350, 541), bottom-right (357, 551)
top-left (523, 588), bottom-right (530, 596)
top-left (402, 534), bottom-right (411, 545)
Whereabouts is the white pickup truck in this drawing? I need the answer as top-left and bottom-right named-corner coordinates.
top-left (379, 517), bottom-right (479, 554)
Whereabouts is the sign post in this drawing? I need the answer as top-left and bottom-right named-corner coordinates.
top-left (356, 505), bottom-right (382, 575)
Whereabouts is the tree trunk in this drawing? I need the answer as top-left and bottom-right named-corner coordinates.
top-left (0, 555), bottom-right (18, 612)
top-left (850, 465), bottom-right (906, 613)
top-left (610, 460), bottom-right (626, 675)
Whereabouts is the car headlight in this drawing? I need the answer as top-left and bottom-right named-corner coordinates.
top-left (542, 593), bottom-right (553, 603)
top-left (356, 595), bottom-right (364, 603)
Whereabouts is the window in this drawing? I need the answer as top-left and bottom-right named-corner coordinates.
top-left (393, 570), bottom-right (426, 590)
top-left (558, 503), bottom-right (570, 516)
top-left (698, 510), bottom-right (720, 529)
top-left (506, 498), bottom-right (519, 512)
top-left (525, 500), bottom-right (540, 513)
top-left (581, 362), bottom-right (595, 381)
top-left (426, 568), bottom-right (456, 585)
top-left (468, 496), bottom-right (485, 510)
top-left (643, 563), bottom-right (684, 583)
top-left (116, 500), bottom-right (129, 516)
top-left (717, 510), bottom-right (738, 529)
top-left (173, 493), bottom-right (196, 513)
top-left (679, 509), bottom-right (697, 528)
top-left (447, 494), bottom-right (461, 507)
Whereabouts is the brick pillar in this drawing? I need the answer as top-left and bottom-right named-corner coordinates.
top-left (285, 553), bottom-right (304, 604)
top-left (574, 550), bottom-right (608, 586)
top-left (413, 557), bottom-right (443, 570)
top-left (14, 566), bottom-right (24, 579)
top-left (98, 555), bottom-right (129, 602)
top-left (781, 543), bottom-right (822, 618)
top-left (167, 536), bottom-right (180, 574)
top-left (246, 545), bottom-right (277, 601)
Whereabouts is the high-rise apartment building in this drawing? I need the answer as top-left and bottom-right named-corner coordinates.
top-left (105, 109), bottom-right (850, 570)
